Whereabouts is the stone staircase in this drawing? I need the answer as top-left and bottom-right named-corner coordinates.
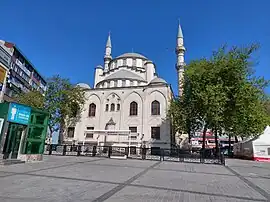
top-left (0, 159), bottom-right (25, 166)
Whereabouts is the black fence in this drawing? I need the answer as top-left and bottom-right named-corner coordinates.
top-left (44, 144), bottom-right (225, 165)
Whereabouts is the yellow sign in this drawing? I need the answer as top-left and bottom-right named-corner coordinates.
top-left (0, 65), bottom-right (7, 83)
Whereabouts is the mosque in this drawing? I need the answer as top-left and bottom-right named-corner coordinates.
top-left (63, 24), bottom-right (186, 150)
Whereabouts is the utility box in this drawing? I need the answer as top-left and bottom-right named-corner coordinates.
top-left (0, 102), bottom-right (49, 162)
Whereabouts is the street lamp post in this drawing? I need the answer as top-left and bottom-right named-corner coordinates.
top-left (128, 131), bottom-right (131, 156)
top-left (140, 134), bottom-right (144, 147)
top-left (82, 133), bottom-right (86, 155)
top-left (97, 134), bottom-right (100, 147)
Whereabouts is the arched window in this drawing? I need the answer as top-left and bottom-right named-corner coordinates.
top-left (111, 103), bottom-right (115, 111)
top-left (105, 104), bottom-right (109, 111)
top-left (130, 101), bottom-right (138, 116)
top-left (117, 104), bottom-right (120, 111)
top-left (151, 100), bottom-right (160, 115)
top-left (89, 103), bottom-right (96, 117)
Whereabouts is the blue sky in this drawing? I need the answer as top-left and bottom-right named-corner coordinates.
top-left (0, 0), bottom-right (269, 94)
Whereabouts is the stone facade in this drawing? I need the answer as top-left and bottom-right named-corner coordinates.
top-left (64, 24), bottom-right (185, 149)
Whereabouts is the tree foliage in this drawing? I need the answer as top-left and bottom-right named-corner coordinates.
top-left (169, 44), bottom-right (269, 152)
top-left (262, 99), bottom-right (270, 117)
top-left (16, 75), bottom-right (86, 143)
top-left (15, 90), bottom-right (45, 109)
top-left (45, 75), bottom-right (86, 142)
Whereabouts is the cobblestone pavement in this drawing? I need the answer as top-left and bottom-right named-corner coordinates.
top-left (0, 156), bottom-right (269, 202)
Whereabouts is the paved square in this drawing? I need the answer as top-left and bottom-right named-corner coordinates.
top-left (0, 156), bottom-right (269, 202)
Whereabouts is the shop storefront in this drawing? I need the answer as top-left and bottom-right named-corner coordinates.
top-left (0, 102), bottom-right (49, 161)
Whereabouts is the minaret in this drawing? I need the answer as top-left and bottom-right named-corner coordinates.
top-left (175, 23), bottom-right (186, 97)
top-left (104, 33), bottom-right (112, 71)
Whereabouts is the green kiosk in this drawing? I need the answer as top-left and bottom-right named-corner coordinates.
top-left (0, 102), bottom-right (49, 162)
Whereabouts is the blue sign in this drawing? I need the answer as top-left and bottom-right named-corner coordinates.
top-left (7, 103), bottom-right (31, 125)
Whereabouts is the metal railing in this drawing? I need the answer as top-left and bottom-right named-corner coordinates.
top-left (44, 144), bottom-right (225, 165)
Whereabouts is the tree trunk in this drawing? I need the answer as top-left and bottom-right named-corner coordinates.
top-left (228, 133), bottom-right (232, 156)
top-left (187, 120), bottom-right (191, 143)
top-left (202, 123), bottom-right (208, 158)
top-left (235, 136), bottom-right (238, 143)
top-left (58, 121), bottom-right (65, 145)
top-left (214, 128), bottom-right (219, 156)
top-left (58, 130), bottom-right (64, 145)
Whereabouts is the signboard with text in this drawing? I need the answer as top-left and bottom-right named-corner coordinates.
top-left (0, 65), bottom-right (6, 92)
top-left (7, 103), bottom-right (31, 125)
top-left (0, 65), bottom-right (7, 84)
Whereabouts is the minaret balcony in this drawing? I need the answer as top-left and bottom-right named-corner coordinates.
top-left (175, 46), bottom-right (186, 53)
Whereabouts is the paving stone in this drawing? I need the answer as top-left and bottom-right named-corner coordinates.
top-left (31, 159), bottom-right (146, 183)
top-left (227, 164), bottom-right (270, 178)
top-left (154, 161), bottom-right (232, 175)
top-left (88, 158), bottom-right (156, 169)
top-left (0, 156), bottom-right (101, 174)
top-left (0, 156), bottom-right (269, 202)
top-left (245, 177), bottom-right (270, 197)
top-left (0, 174), bottom-right (116, 202)
top-left (105, 186), bottom-right (259, 202)
top-left (131, 169), bottom-right (266, 200)
top-left (0, 171), bottom-right (12, 177)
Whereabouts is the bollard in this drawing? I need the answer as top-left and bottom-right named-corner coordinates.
top-left (49, 144), bottom-right (53, 155)
top-left (125, 147), bottom-right (129, 158)
top-left (142, 147), bottom-right (146, 160)
top-left (77, 145), bottom-right (81, 156)
top-left (63, 145), bottom-right (66, 156)
top-left (92, 146), bottom-right (97, 157)
top-left (221, 153), bottom-right (225, 165)
top-left (108, 146), bottom-right (112, 158)
top-left (161, 149), bottom-right (164, 161)
top-left (200, 150), bottom-right (204, 164)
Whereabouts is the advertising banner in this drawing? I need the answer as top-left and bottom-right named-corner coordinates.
top-left (7, 103), bottom-right (31, 125)
top-left (0, 65), bottom-right (6, 91)
top-left (0, 65), bottom-right (6, 84)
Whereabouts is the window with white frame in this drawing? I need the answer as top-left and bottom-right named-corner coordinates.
top-left (86, 127), bottom-right (94, 138)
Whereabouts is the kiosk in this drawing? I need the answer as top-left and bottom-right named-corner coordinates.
top-left (0, 102), bottom-right (49, 162)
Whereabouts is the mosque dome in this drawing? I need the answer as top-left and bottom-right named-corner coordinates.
top-left (77, 83), bottom-right (91, 89)
top-left (116, 52), bottom-right (147, 59)
top-left (149, 77), bottom-right (167, 85)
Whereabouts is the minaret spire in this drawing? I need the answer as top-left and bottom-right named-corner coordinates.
top-left (175, 22), bottom-right (186, 97)
top-left (106, 31), bottom-right (111, 48)
top-left (104, 32), bottom-right (112, 71)
top-left (177, 19), bottom-right (183, 39)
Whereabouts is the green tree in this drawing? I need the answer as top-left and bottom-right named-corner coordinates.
top-left (169, 76), bottom-right (203, 144)
top-left (15, 90), bottom-right (45, 109)
top-left (262, 99), bottom-right (270, 118)
top-left (184, 58), bottom-right (228, 153)
top-left (45, 75), bottom-right (86, 143)
top-left (16, 75), bottom-right (86, 143)
top-left (169, 44), bottom-right (269, 156)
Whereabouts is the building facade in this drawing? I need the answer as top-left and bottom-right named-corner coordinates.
top-left (0, 45), bottom-right (10, 102)
top-left (0, 40), bottom-right (47, 102)
top-left (64, 24), bottom-right (185, 150)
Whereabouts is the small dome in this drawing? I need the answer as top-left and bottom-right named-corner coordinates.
top-left (116, 52), bottom-right (147, 59)
top-left (96, 65), bottom-right (103, 69)
top-left (149, 77), bottom-right (167, 84)
top-left (104, 69), bottom-right (145, 81)
top-left (77, 83), bottom-right (91, 89)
